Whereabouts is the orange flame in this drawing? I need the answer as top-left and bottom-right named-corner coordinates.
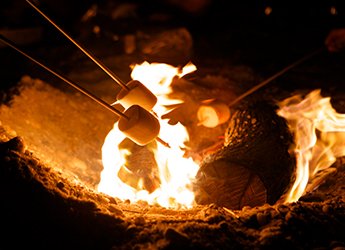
top-left (278, 89), bottom-right (345, 203)
top-left (97, 61), bottom-right (199, 208)
top-left (98, 61), bottom-right (343, 209)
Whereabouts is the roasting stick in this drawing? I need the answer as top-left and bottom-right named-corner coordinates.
top-left (26, 0), bottom-right (158, 112)
top-left (25, 0), bottom-right (129, 91)
top-left (25, 0), bottom-right (166, 145)
top-left (228, 47), bottom-right (325, 107)
top-left (197, 48), bottom-right (324, 128)
top-left (0, 34), bottom-right (170, 148)
top-left (0, 35), bottom-right (127, 119)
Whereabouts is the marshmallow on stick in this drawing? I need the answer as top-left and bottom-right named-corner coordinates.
top-left (118, 105), bottom-right (160, 146)
top-left (116, 80), bottom-right (157, 111)
top-left (2, 2), bottom-right (168, 148)
top-left (197, 100), bottom-right (230, 128)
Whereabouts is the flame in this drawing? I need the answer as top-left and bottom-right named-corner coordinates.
top-left (278, 89), bottom-right (345, 203)
top-left (97, 61), bottom-right (199, 208)
top-left (98, 61), bottom-right (343, 208)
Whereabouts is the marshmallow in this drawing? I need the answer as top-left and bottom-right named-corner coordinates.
top-left (197, 101), bottom-right (230, 128)
top-left (117, 80), bottom-right (157, 111)
top-left (118, 105), bottom-right (160, 145)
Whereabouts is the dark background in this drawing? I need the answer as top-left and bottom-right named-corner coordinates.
top-left (1, 0), bottom-right (345, 94)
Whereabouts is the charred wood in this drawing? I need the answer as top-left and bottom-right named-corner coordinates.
top-left (194, 101), bottom-right (296, 210)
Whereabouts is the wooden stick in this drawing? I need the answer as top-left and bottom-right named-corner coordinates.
top-left (25, 0), bottom-right (129, 91)
top-left (0, 34), bottom-right (128, 119)
top-left (228, 47), bottom-right (325, 107)
top-left (24, 1), bottom-right (174, 147)
top-left (155, 137), bottom-right (170, 148)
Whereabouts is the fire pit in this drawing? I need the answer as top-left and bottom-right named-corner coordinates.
top-left (1, 1), bottom-right (345, 249)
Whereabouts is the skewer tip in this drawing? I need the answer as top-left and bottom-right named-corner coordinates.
top-left (156, 137), bottom-right (171, 148)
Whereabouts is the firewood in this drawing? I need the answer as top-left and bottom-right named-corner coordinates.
top-left (117, 138), bottom-right (160, 193)
top-left (193, 101), bottom-right (296, 210)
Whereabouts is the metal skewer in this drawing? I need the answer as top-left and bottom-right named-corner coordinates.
top-left (228, 47), bottom-right (325, 107)
top-left (0, 34), bottom-right (171, 148)
top-left (25, 0), bottom-right (130, 91)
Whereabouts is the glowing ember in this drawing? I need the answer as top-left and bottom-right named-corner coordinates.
top-left (278, 89), bottom-right (345, 203)
top-left (98, 61), bottom-right (199, 208)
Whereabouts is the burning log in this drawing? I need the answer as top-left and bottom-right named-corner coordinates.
top-left (117, 138), bottom-right (160, 193)
top-left (194, 101), bottom-right (296, 210)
